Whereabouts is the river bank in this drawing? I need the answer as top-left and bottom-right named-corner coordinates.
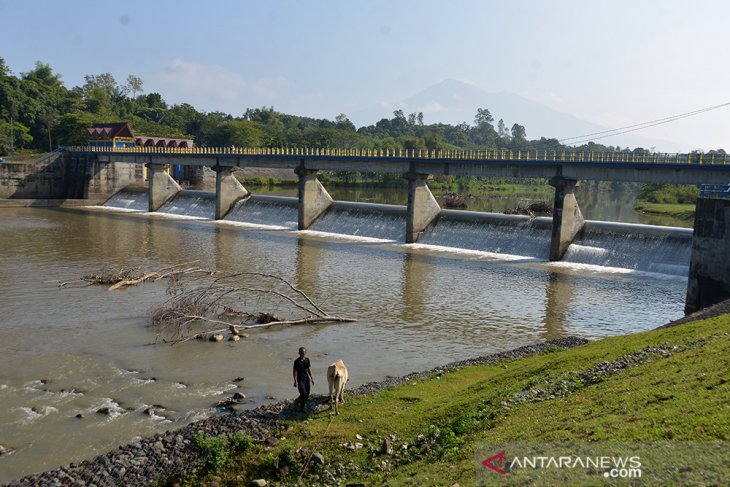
top-left (4, 337), bottom-right (588, 487)
top-left (5, 299), bottom-right (730, 486)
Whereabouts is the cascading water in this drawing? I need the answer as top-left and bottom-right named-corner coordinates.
top-left (157, 190), bottom-right (216, 219)
top-left (225, 195), bottom-right (298, 229)
top-left (562, 221), bottom-right (692, 276)
top-left (309, 201), bottom-right (407, 241)
top-left (418, 210), bottom-right (553, 260)
top-left (102, 190), bottom-right (692, 276)
top-left (103, 189), bottom-right (148, 211)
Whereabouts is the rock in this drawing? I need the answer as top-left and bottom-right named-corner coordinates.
top-left (75, 413), bottom-right (84, 419)
top-left (250, 480), bottom-right (267, 487)
top-left (143, 408), bottom-right (155, 416)
top-left (209, 334), bottom-right (224, 342)
top-left (355, 434), bottom-right (363, 440)
top-left (232, 377), bottom-right (245, 383)
top-left (229, 335), bottom-right (240, 342)
top-left (0, 444), bottom-right (15, 456)
top-left (312, 452), bottom-right (325, 465)
top-left (265, 437), bottom-right (279, 447)
top-left (354, 442), bottom-right (363, 449)
top-left (233, 392), bottom-right (245, 400)
top-left (96, 407), bottom-right (111, 415)
top-left (380, 438), bottom-right (393, 455)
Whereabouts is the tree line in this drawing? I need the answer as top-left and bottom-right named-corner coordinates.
top-left (1, 58), bottom-right (726, 158)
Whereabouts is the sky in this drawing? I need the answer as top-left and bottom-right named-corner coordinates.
top-left (2, 0), bottom-right (729, 151)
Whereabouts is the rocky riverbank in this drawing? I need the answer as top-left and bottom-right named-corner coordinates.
top-left (4, 336), bottom-right (589, 487)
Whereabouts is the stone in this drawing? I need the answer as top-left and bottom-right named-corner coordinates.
top-left (229, 335), bottom-right (240, 342)
top-left (250, 480), bottom-right (267, 487)
top-left (75, 413), bottom-right (84, 419)
top-left (96, 407), bottom-right (111, 415)
top-left (0, 444), bottom-right (15, 456)
top-left (380, 438), bottom-right (393, 455)
top-left (210, 334), bottom-right (224, 342)
top-left (312, 452), bottom-right (325, 465)
top-left (233, 392), bottom-right (245, 400)
top-left (232, 377), bottom-right (245, 383)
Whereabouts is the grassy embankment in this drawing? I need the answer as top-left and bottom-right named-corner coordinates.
top-left (0, 150), bottom-right (45, 164)
top-left (635, 184), bottom-right (699, 223)
top-left (175, 313), bottom-right (730, 486)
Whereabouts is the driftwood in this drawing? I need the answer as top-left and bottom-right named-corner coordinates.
top-left (503, 201), bottom-right (553, 217)
top-left (59, 264), bottom-right (356, 345)
top-left (57, 263), bottom-right (212, 290)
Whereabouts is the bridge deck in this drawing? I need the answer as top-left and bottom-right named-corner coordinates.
top-left (68, 146), bottom-right (730, 184)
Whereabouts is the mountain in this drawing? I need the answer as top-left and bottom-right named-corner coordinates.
top-left (349, 79), bottom-right (689, 152)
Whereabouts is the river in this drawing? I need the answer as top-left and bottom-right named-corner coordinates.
top-left (0, 196), bottom-right (688, 483)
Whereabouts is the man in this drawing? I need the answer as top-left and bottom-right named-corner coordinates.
top-left (292, 346), bottom-right (315, 412)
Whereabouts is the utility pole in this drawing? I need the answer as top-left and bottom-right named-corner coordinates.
top-left (9, 99), bottom-right (14, 153)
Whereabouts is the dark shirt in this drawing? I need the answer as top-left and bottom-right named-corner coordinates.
top-left (293, 357), bottom-right (311, 382)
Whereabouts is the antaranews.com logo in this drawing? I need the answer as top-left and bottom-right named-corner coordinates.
top-left (476, 442), bottom-right (728, 485)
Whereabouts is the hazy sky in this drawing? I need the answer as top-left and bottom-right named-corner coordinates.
top-left (2, 0), bottom-right (728, 150)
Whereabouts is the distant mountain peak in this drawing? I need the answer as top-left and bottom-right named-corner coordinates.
top-left (349, 79), bottom-right (687, 151)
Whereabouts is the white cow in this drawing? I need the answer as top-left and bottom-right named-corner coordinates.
top-left (327, 359), bottom-right (349, 415)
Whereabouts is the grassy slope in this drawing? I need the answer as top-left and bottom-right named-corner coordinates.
top-left (634, 202), bottom-right (696, 222)
top-left (179, 314), bottom-right (730, 486)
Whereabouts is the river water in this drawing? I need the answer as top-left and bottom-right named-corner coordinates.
top-left (0, 198), bottom-right (688, 483)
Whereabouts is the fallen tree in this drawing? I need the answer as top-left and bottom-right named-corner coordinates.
top-left (58, 265), bottom-right (356, 345)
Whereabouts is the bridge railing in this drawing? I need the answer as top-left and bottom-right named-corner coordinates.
top-left (65, 146), bottom-right (730, 165)
top-left (700, 183), bottom-right (730, 199)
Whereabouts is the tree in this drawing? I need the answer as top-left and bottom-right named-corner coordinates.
top-left (125, 75), bottom-right (143, 99)
top-left (335, 113), bottom-right (355, 131)
top-left (497, 118), bottom-right (508, 138)
top-left (472, 108), bottom-right (497, 146)
top-left (511, 123), bottom-right (526, 142)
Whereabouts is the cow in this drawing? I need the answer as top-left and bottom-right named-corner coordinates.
top-left (327, 359), bottom-right (349, 415)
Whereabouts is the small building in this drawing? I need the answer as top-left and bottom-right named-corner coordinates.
top-left (86, 122), bottom-right (199, 184)
top-left (86, 122), bottom-right (136, 149)
top-left (86, 122), bottom-right (194, 149)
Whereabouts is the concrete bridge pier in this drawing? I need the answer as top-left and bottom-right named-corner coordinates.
top-left (404, 172), bottom-right (441, 243)
top-left (296, 166), bottom-right (334, 230)
top-left (147, 164), bottom-right (181, 212)
top-left (548, 176), bottom-right (585, 261)
top-left (685, 198), bottom-right (730, 314)
top-left (214, 166), bottom-right (249, 219)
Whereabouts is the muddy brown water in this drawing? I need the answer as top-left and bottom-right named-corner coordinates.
top-left (0, 206), bottom-right (687, 483)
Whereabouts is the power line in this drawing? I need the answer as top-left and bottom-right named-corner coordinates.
top-left (559, 102), bottom-right (730, 146)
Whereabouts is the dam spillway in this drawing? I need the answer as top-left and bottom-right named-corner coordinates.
top-left (103, 190), bottom-right (692, 277)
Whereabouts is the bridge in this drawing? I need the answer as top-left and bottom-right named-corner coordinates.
top-left (66, 145), bottom-right (730, 258)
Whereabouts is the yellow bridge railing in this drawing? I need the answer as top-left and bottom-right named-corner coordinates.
top-left (66, 146), bottom-right (730, 165)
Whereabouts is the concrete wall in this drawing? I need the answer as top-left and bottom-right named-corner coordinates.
top-left (0, 154), bottom-right (68, 199)
top-left (0, 154), bottom-right (148, 202)
top-left (685, 198), bottom-right (730, 313)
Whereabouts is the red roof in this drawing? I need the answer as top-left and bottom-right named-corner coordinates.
top-left (86, 122), bottom-right (135, 139)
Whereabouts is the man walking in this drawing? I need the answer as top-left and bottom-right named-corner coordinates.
top-left (293, 346), bottom-right (315, 412)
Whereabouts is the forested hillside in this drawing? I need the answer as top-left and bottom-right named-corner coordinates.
top-left (1, 58), bottom-right (726, 159)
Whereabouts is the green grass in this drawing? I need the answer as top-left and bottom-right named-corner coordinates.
top-left (172, 314), bottom-right (730, 486)
top-left (635, 202), bottom-right (696, 221)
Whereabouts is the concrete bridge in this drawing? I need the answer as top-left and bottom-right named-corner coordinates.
top-left (67, 145), bottom-right (730, 261)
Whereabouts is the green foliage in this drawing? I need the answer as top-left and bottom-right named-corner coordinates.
top-left (230, 431), bottom-right (254, 453)
top-left (639, 184), bottom-right (699, 204)
top-left (255, 452), bottom-right (280, 477)
top-left (0, 57), bottom-right (725, 159)
top-left (194, 434), bottom-right (231, 471)
top-left (193, 431), bottom-right (253, 471)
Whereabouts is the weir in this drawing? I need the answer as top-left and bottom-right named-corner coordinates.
top-left (19, 146), bottom-right (730, 311)
top-left (103, 190), bottom-right (692, 277)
